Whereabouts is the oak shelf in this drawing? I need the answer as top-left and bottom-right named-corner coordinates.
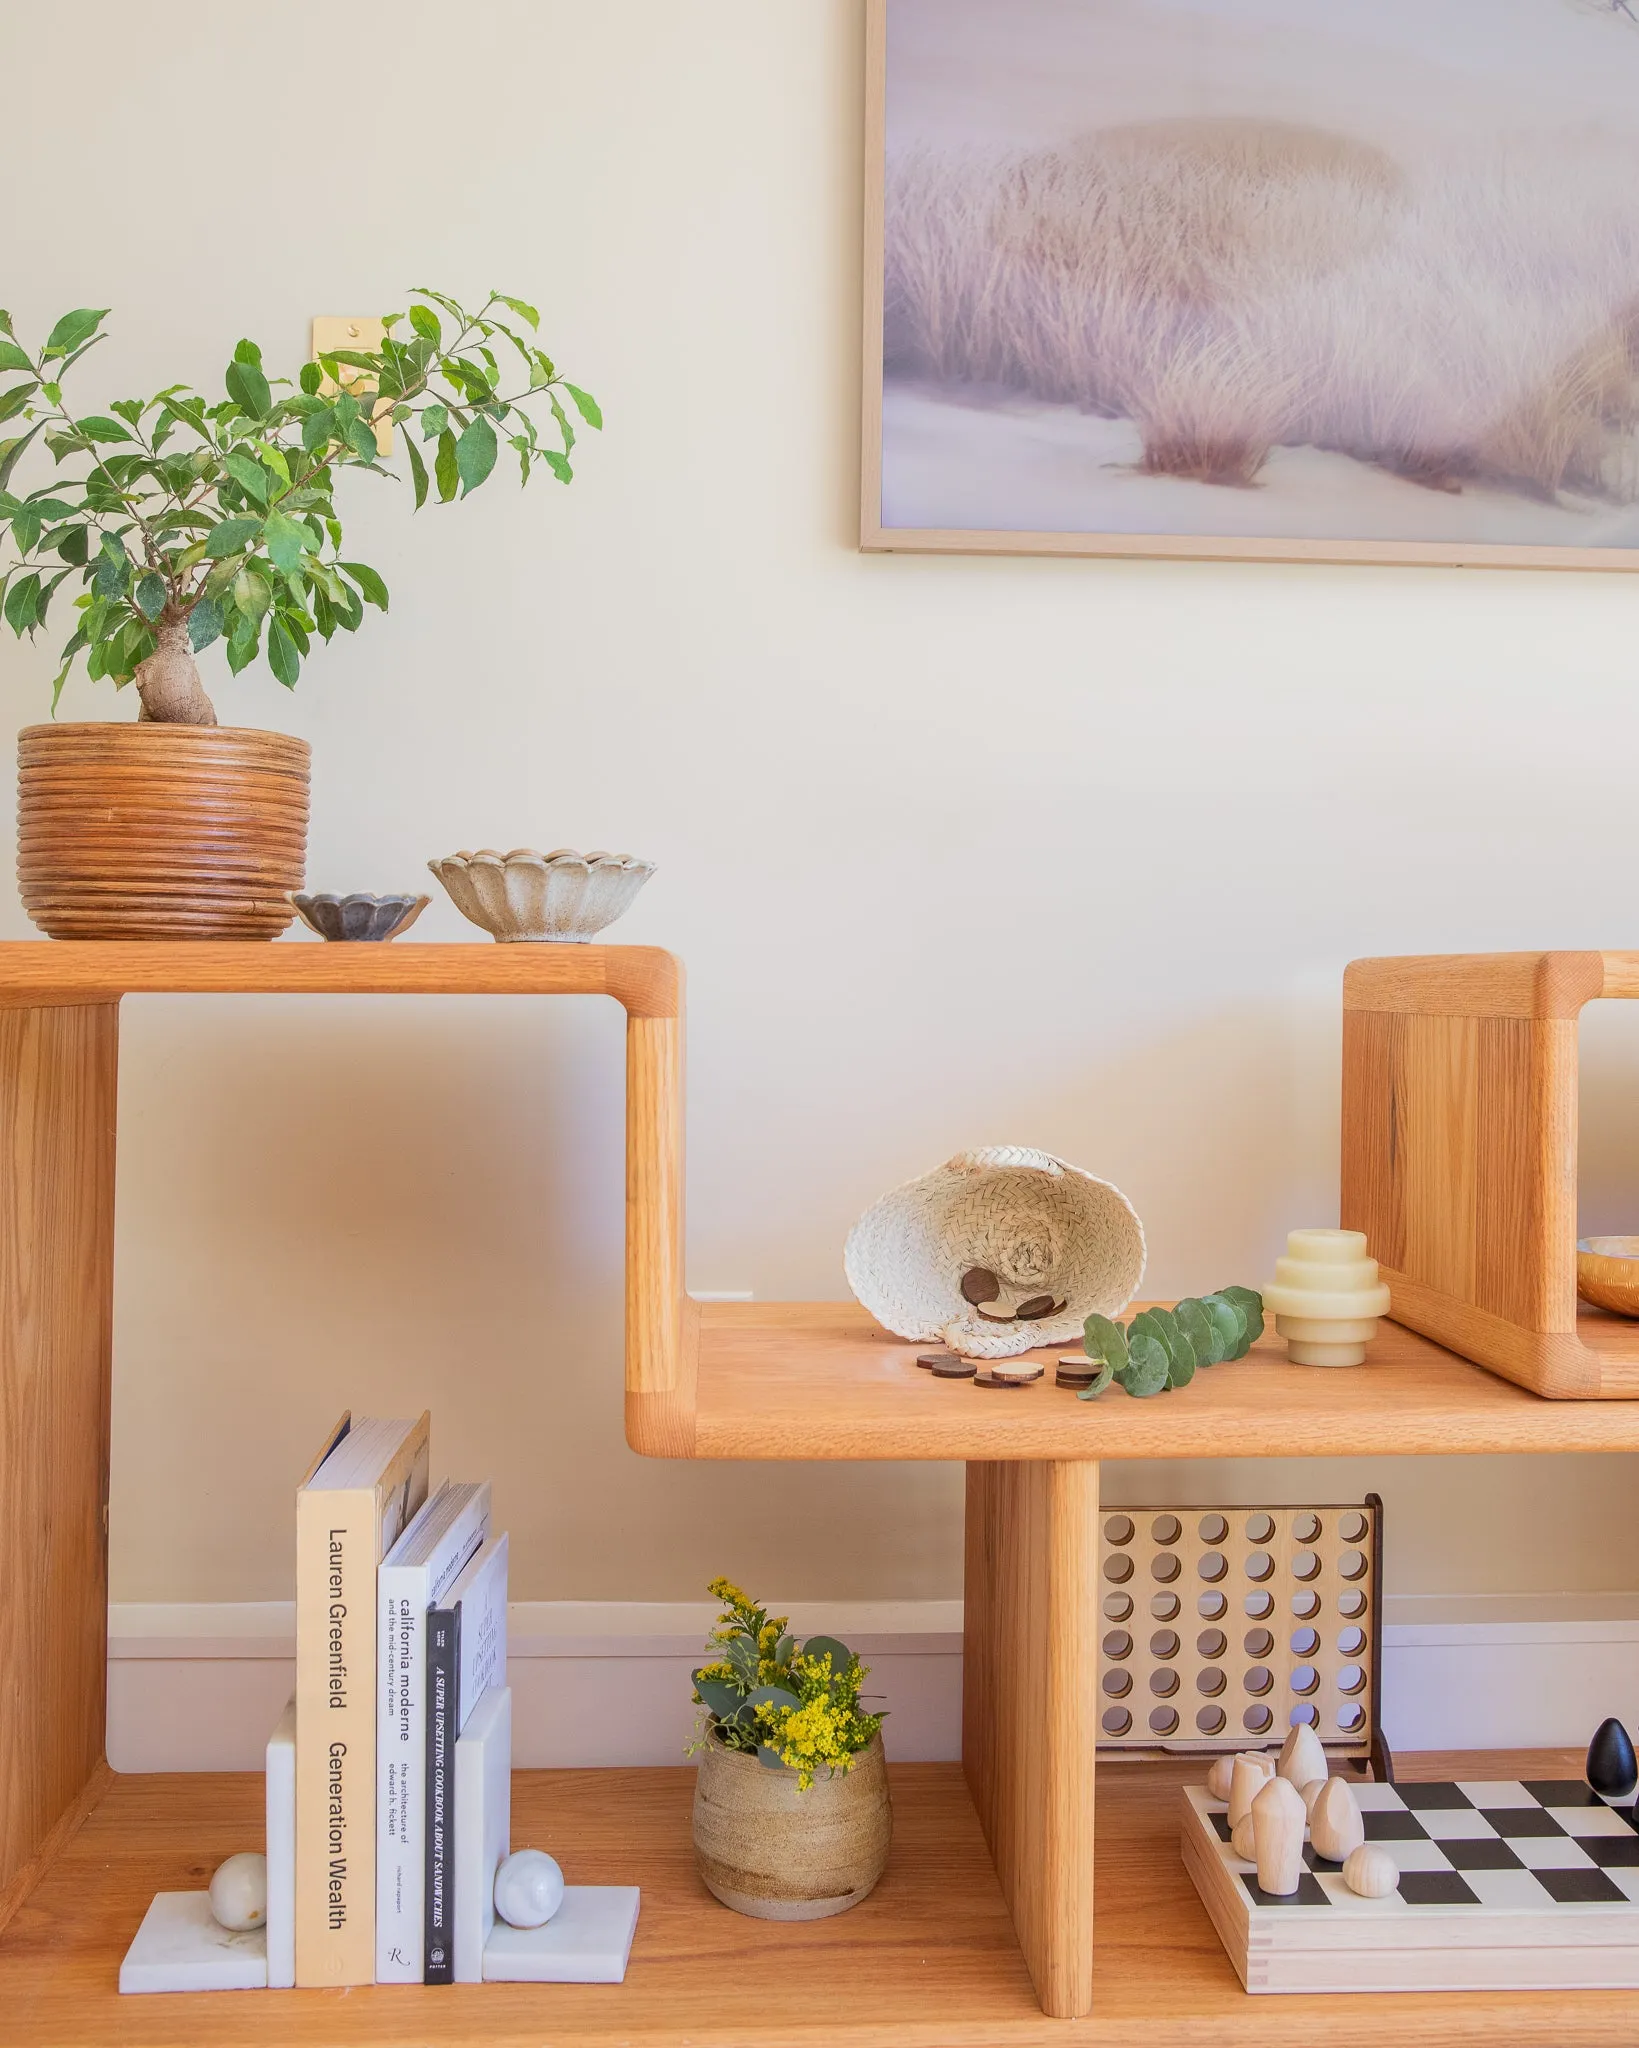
top-left (2, 1751), bottom-right (1623, 2047)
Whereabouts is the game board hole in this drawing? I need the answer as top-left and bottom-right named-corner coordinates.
top-left (1102, 1669), bottom-right (1132, 1699)
top-left (1102, 1707), bottom-right (1132, 1737)
top-left (1198, 1513), bottom-right (1228, 1544)
top-left (1103, 1592), bottom-right (1133, 1622)
top-left (1243, 1627), bottom-right (1274, 1658)
top-left (1150, 1667), bottom-right (1180, 1698)
top-left (1245, 1551), bottom-right (1274, 1582)
top-left (1292, 1550), bottom-right (1321, 1581)
top-left (1151, 1552), bottom-right (1181, 1583)
top-left (1337, 1625), bottom-right (1366, 1656)
top-left (1150, 1592), bottom-right (1180, 1621)
top-left (1102, 1630), bottom-right (1132, 1660)
top-left (1243, 1705), bottom-right (1274, 1735)
top-left (1339, 1511), bottom-right (1368, 1543)
top-left (1337, 1663), bottom-right (1366, 1695)
top-left (1244, 1665), bottom-right (1273, 1696)
top-left (1337, 1702), bottom-right (1366, 1734)
top-left (1151, 1515), bottom-right (1182, 1544)
top-left (1339, 1549), bottom-right (1368, 1581)
top-left (1103, 1515), bottom-right (1134, 1545)
top-left (1197, 1551), bottom-right (1227, 1582)
top-left (1149, 1707), bottom-right (1179, 1737)
top-left (1290, 1626), bottom-right (1319, 1657)
top-left (1289, 1702), bottom-right (1319, 1727)
top-left (1198, 1591), bottom-right (1227, 1620)
top-left (1149, 1630), bottom-right (1180, 1660)
top-left (1103, 1555), bottom-right (1133, 1583)
top-left (1291, 1664), bottom-right (1320, 1697)
top-left (1197, 1706), bottom-right (1226, 1736)
top-left (1244, 1590), bottom-right (1274, 1620)
top-left (1197, 1666), bottom-right (1226, 1697)
top-left (1244, 1513), bottom-right (1275, 1543)
top-left (1338, 1588), bottom-right (1368, 1619)
top-left (1197, 1628), bottom-right (1227, 1659)
top-left (1293, 1511), bottom-right (1322, 1542)
top-left (1291, 1590), bottom-right (1321, 1620)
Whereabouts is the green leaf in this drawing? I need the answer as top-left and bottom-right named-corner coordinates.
top-left (493, 293), bottom-right (540, 329)
top-left (1174, 1297), bottom-right (1223, 1367)
top-left (75, 415), bottom-right (132, 443)
top-left (225, 356), bottom-right (272, 418)
top-left (53, 522), bottom-right (90, 566)
top-left (232, 567), bottom-right (271, 619)
top-left (43, 308), bottom-right (107, 359)
top-left (692, 1674), bottom-right (744, 1721)
top-left (405, 433), bottom-right (429, 510)
top-left (1082, 1313), bottom-right (1129, 1372)
top-left (343, 417), bottom-right (378, 463)
top-left (4, 571), bottom-right (41, 634)
top-left (0, 383), bottom-right (38, 424)
top-left (93, 536), bottom-right (129, 599)
top-left (540, 449), bottom-right (572, 484)
top-left (1218, 1287), bottom-right (1264, 1354)
top-left (187, 596), bottom-right (225, 652)
top-left (1075, 1361), bottom-right (1117, 1401)
top-left (1200, 1294), bottom-right (1248, 1361)
top-left (0, 423), bottom-right (42, 490)
top-left (336, 560), bottom-right (387, 612)
top-left (298, 360), bottom-right (323, 396)
top-left (206, 517), bottom-right (261, 558)
top-left (225, 611), bottom-right (261, 674)
top-left (1130, 1307), bottom-right (1195, 1388)
top-left (563, 382), bottom-right (602, 429)
top-left (224, 450), bottom-right (269, 503)
top-left (232, 337), bottom-right (263, 367)
top-left (435, 428), bottom-right (458, 503)
top-left (300, 406), bottom-right (334, 454)
top-left (1116, 1332), bottom-right (1170, 1397)
top-left (409, 304), bottom-right (442, 345)
top-left (9, 507), bottom-right (39, 555)
top-left (800, 1636), bottom-right (854, 1674)
top-left (0, 341), bottom-right (31, 374)
top-left (266, 616), bottom-right (299, 686)
top-left (134, 572), bottom-right (167, 620)
top-left (549, 391), bottom-right (575, 454)
top-left (420, 402), bottom-right (448, 442)
top-left (263, 510), bottom-right (314, 575)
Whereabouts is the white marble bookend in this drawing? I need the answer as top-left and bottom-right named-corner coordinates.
top-left (482, 1886), bottom-right (641, 1983)
top-left (119, 1892), bottom-right (268, 1993)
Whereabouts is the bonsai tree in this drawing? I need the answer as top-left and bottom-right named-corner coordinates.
top-left (0, 289), bottom-right (599, 724)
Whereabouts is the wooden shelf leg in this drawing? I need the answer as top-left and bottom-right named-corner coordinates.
top-left (0, 1003), bottom-right (118, 1933)
top-left (963, 1458), bottom-right (1100, 2019)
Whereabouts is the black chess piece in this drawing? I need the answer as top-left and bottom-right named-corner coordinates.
top-left (1586, 1717), bottom-right (1638, 1805)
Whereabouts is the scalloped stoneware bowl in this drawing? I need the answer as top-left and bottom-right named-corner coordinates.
top-left (290, 891), bottom-right (430, 942)
top-left (428, 847), bottom-right (655, 943)
top-left (1577, 1236), bottom-right (1639, 1318)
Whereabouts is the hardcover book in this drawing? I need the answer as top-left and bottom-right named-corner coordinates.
top-left (424, 1533), bottom-right (509, 1983)
top-left (294, 1412), bottom-right (430, 1988)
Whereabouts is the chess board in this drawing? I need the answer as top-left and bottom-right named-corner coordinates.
top-left (1181, 1779), bottom-right (1639, 1993)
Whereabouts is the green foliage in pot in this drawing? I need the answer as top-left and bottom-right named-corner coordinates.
top-left (691, 1578), bottom-right (886, 1792)
top-left (1078, 1287), bottom-right (1264, 1400)
top-left (0, 290), bottom-right (599, 724)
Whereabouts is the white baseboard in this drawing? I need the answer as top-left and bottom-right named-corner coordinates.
top-left (104, 1597), bottom-right (1639, 1772)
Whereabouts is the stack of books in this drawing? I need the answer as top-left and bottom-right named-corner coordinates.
top-left (275, 1411), bottom-right (511, 1988)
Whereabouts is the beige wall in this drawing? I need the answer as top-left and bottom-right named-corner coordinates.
top-left (3, 1), bottom-right (1638, 1609)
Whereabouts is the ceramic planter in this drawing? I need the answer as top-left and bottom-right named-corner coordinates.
top-left (17, 723), bottom-right (310, 940)
top-left (428, 847), bottom-right (654, 942)
top-left (692, 1730), bottom-right (891, 1921)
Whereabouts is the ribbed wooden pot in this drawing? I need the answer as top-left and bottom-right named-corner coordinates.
top-left (17, 724), bottom-right (310, 940)
top-left (692, 1731), bottom-right (891, 1921)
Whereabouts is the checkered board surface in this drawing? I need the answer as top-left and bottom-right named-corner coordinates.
top-left (1181, 1781), bottom-right (1639, 1992)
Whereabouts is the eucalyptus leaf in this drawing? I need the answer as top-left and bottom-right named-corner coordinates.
top-left (756, 1744), bottom-right (789, 1770)
top-left (1200, 1293), bottom-right (1247, 1360)
top-left (1076, 1360), bottom-right (1117, 1401)
top-left (1116, 1332), bottom-right (1170, 1398)
top-left (1174, 1297), bottom-right (1223, 1366)
top-left (1218, 1286), bottom-right (1265, 1352)
top-left (692, 1674), bottom-right (743, 1721)
top-left (1082, 1312), bottom-right (1129, 1371)
top-left (800, 1635), bottom-right (855, 1674)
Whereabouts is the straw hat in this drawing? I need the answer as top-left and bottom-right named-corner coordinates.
top-left (843, 1146), bottom-right (1146, 1359)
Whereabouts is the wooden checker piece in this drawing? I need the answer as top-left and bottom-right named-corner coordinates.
top-left (1182, 1778), bottom-right (1639, 1992)
top-left (1096, 1500), bottom-right (1382, 1767)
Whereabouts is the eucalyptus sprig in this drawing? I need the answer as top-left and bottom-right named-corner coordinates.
top-left (1079, 1288), bottom-right (1264, 1400)
top-left (0, 289), bottom-right (599, 723)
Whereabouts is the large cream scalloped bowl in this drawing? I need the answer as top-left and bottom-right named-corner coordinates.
top-left (843, 1146), bottom-right (1147, 1359)
top-left (428, 846), bottom-right (654, 942)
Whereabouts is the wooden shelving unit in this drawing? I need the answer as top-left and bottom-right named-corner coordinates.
top-left (3, 940), bottom-right (1639, 2039)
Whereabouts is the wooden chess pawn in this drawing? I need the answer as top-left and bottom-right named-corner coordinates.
top-left (1228, 1752), bottom-right (1277, 1827)
top-left (1277, 1721), bottom-right (1327, 1790)
top-left (1206, 1755), bottom-right (1236, 1803)
top-left (1342, 1843), bottom-right (1399, 1898)
top-left (1309, 1776), bottom-right (1365, 1862)
top-left (1251, 1776), bottom-right (1307, 1895)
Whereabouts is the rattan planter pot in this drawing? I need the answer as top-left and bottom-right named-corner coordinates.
top-left (692, 1730), bottom-right (891, 1921)
top-left (17, 723), bottom-right (310, 940)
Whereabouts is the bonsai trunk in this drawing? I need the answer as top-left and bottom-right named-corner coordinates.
top-left (135, 616), bottom-right (217, 725)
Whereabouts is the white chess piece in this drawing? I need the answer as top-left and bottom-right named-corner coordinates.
top-left (1231, 1815), bottom-right (1257, 1861)
top-left (1342, 1842), bottom-right (1399, 1898)
top-left (1251, 1776), bottom-right (1307, 1896)
top-left (1277, 1721), bottom-right (1327, 1790)
top-left (1310, 1777), bottom-right (1366, 1862)
top-left (1206, 1755), bottom-right (1236, 1803)
top-left (1299, 1778), bottom-right (1326, 1818)
top-left (1228, 1752), bottom-right (1277, 1827)
top-left (208, 1852), bottom-right (267, 1933)
top-left (494, 1849), bottom-right (565, 1931)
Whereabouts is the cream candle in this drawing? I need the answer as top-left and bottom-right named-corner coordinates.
top-left (1264, 1228), bottom-right (1391, 1367)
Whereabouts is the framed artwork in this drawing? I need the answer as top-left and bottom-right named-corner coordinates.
top-left (861, 0), bottom-right (1639, 569)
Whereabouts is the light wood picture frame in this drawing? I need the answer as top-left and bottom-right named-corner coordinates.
top-left (860, 0), bottom-right (1639, 571)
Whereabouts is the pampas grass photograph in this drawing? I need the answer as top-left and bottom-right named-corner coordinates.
top-left (867, 0), bottom-right (1639, 564)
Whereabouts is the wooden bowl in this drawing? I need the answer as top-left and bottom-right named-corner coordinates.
top-left (1576, 1237), bottom-right (1639, 1318)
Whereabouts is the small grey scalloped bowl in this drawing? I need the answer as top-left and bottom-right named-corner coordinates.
top-left (289, 891), bottom-right (430, 942)
top-left (428, 847), bottom-right (655, 942)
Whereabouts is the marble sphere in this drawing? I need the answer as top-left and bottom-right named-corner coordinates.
top-left (494, 1848), bottom-right (565, 1930)
top-left (208, 1851), bottom-right (268, 1932)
